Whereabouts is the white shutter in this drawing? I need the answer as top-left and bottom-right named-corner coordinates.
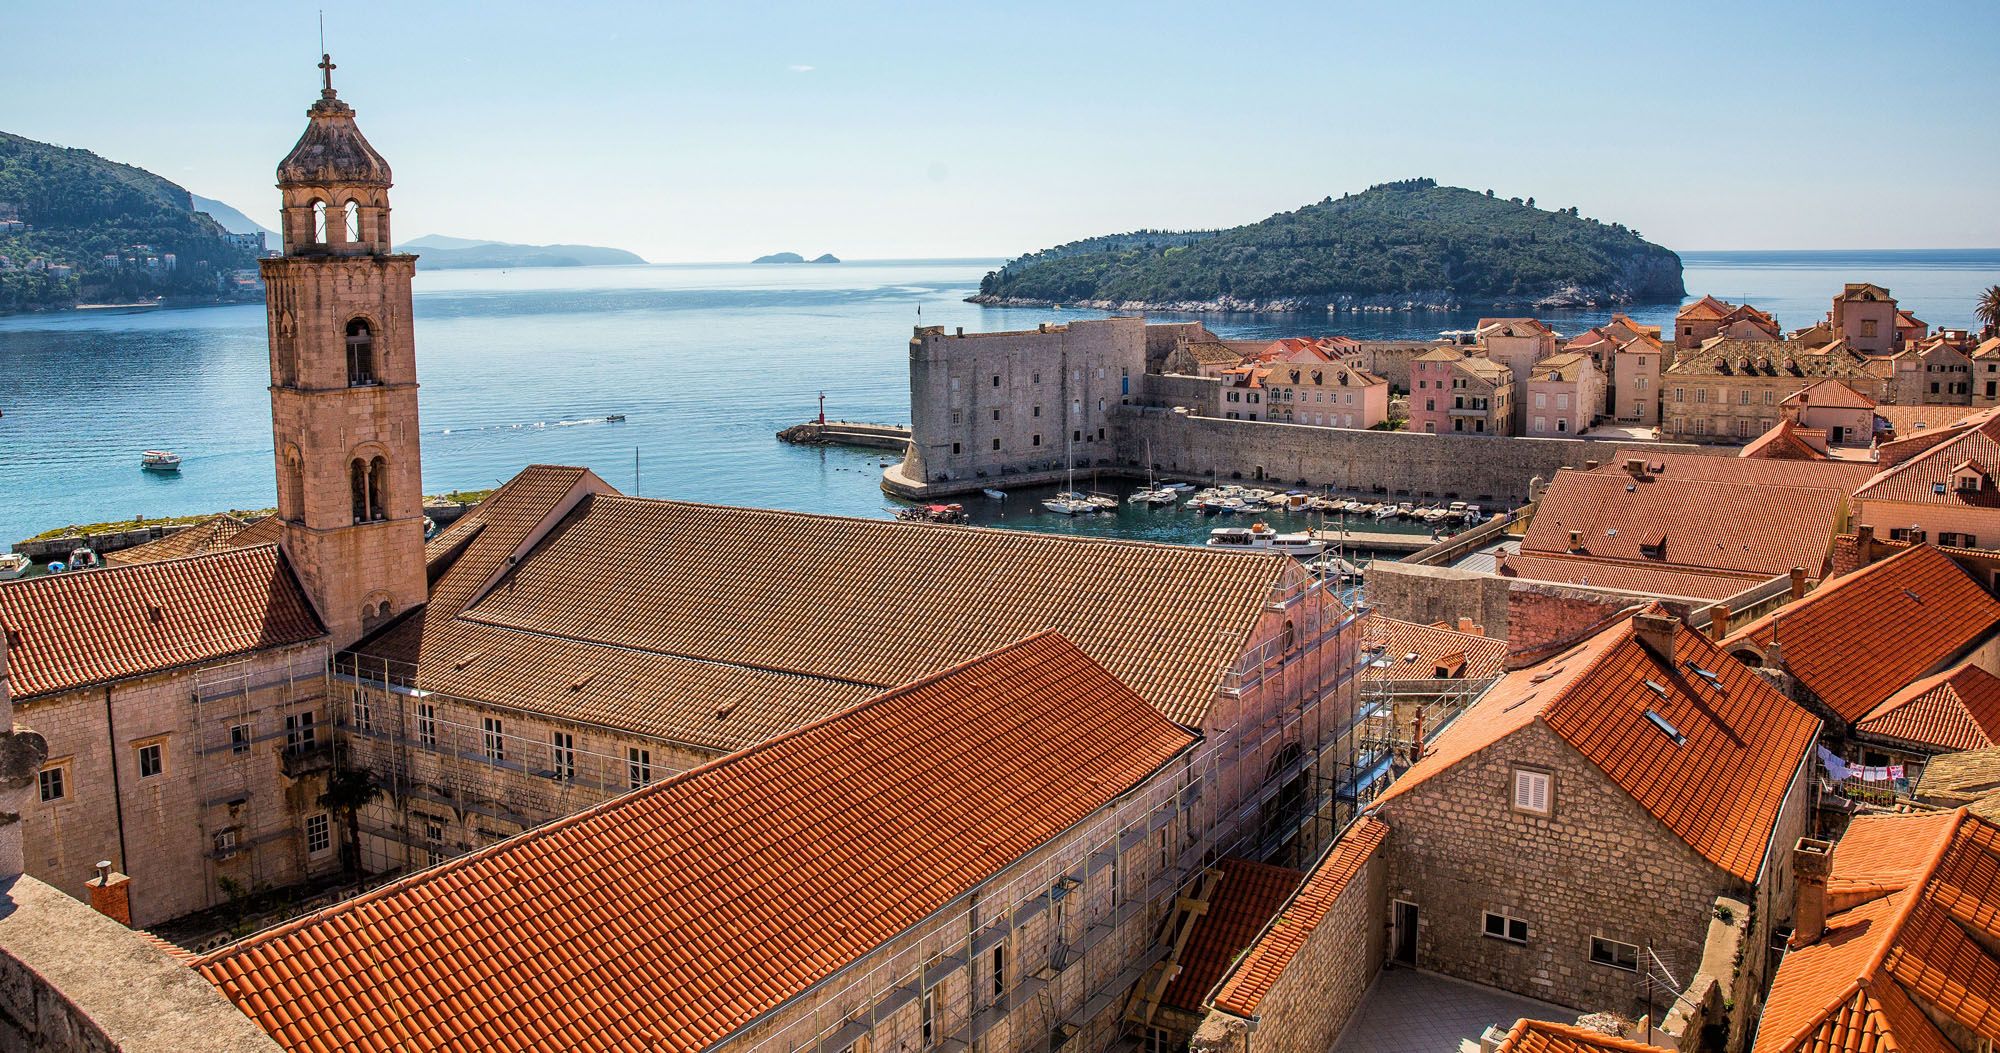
top-left (1514, 770), bottom-right (1550, 814)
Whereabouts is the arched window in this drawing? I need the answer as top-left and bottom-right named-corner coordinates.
top-left (312, 200), bottom-right (328, 243)
top-left (346, 318), bottom-right (375, 385)
top-left (280, 446), bottom-right (304, 521)
top-left (368, 456), bottom-right (389, 521)
top-left (350, 458), bottom-right (369, 523)
top-left (344, 200), bottom-right (362, 243)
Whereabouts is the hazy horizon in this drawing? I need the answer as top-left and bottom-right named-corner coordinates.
top-left (7, 1), bottom-right (1998, 262)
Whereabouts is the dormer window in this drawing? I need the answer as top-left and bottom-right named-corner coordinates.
top-left (1953, 460), bottom-right (1988, 493)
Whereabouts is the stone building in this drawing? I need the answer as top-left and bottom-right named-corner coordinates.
top-left (1754, 808), bottom-right (2000, 1052)
top-left (1777, 378), bottom-right (1876, 448)
top-left (1368, 608), bottom-right (1819, 1038)
top-left (1975, 337), bottom-right (2000, 405)
top-left (1409, 346), bottom-right (1516, 436)
top-left (1524, 352), bottom-right (1604, 437)
top-left (1826, 282), bottom-right (1902, 355)
top-left (1161, 338), bottom-right (1246, 378)
top-left (1852, 409), bottom-right (2000, 554)
top-left (1674, 295), bottom-right (1780, 351)
top-left (1262, 350), bottom-right (1389, 429)
top-left (897, 317), bottom-right (1211, 489)
top-left (1661, 337), bottom-right (1884, 443)
top-left (199, 633), bottom-right (1218, 1053)
top-left (1609, 330), bottom-right (1669, 427)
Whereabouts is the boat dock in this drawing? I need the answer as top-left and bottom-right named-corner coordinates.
top-left (776, 420), bottom-right (912, 451)
top-left (1308, 528), bottom-right (1436, 554)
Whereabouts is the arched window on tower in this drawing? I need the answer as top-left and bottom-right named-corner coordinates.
top-left (312, 200), bottom-right (328, 244)
top-left (346, 318), bottom-right (376, 386)
top-left (280, 446), bottom-right (304, 521)
top-left (344, 200), bottom-right (362, 244)
top-left (350, 458), bottom-right (369, 523)
top-left (368, 455), bottom-right (389, 521)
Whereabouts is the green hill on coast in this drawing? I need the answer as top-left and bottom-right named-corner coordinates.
top-left (0, 130), bottom-right (260, 312)
top-left (974, 178), bottom-right (1685, 312)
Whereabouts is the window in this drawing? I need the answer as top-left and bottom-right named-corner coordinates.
top-left (1032, 433), bottom-right (1040, 447)
top-left (416, 703), bottom-right (437, 750)
top-left (1512, 767), bottom-right (1551, 815)
top-left (306, 812), bottom-right (332, 855)
top-left (351, 687), bottom-right (372, 733)
top-left (991, 408), bottom-right (1000, 421)
top-left (311, 199), bottom-right (328, 242)
top-left (628, 747), bottom-right (652, 789)
top-left (921, 989), bottom-right (936, 1047)
top-left (1534, 393), bottom-right (1546, 409)
top-left (950, 442), bottom-right (961, 455)
top-left (1739, 389), bottom-right (1752, 405)
top-left (482, 717), bottom-right (505, 762)
top-left (137, 742), bottom-right (164, 779)
top-left (991, 374), bottom-right (1000, 387)
top-left (1673, 388), bottom-right (1685, 403)
top-left (551, 731), bottom-right (576, 782)
top-left (1763, 389), bottom-right (1775, 404)
top-left (1590, 936), bottom-right (1639, 971)
top-left (1483, 910), bottom-right (1530, 944)
top-left (285, 711), bottom-right (317, 754)
top-left (1556, 418), bottom-right (1568, 433)
top-left (230, 722), bottom-right (252, 754)
top-left (1144, 1026), bottom-right (1178, 1053)
top-left (949, 409), bottom-right (960, 426)
top-left (37, 763), bottom-right (66, 803)
top-left (991, 438), bottom-right (1000, 451)
top-left (345, 318), bottom-right (376, 385)
top-left (1032, 405), bottom-right (1040, 417)
top-left (424, 819), bottom-right (446, 866)
top-left (213, 829), bottom-right (238, 856)
top-left (1534, 416), bottom-right (1546, 433)
top-left (1032, 371), bottom-right (1041, 383)
top-left (1862, 319), bottom-right (1878, 337)
top-left (991, 944), bottom-right (1006, 999)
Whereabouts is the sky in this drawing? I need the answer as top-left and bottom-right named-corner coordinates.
top-left (5, 1), bottom-right (1998, 262)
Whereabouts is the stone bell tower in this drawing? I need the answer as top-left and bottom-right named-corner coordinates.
top-left (263, 55), bottom-right (426, 649)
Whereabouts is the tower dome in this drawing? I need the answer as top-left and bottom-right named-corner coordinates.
top-left (275, 55), bottom-right (396, 255)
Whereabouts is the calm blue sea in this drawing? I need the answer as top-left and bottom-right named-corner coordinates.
top-left (0, 250), bottom-right (1995, 548)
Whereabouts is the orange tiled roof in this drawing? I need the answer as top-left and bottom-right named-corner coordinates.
top-left (1754, 809), bottom-right (2000, 1053)
top-left (1498, 551), bottom-right (1772, 601)
top-left (0, 545), bottom-right (325, 702)
top-left (1678, 295), bottom-right (1736, 322)
top-left (102, 514), bottom-right (278, 567)
top-left (1783, 378), bottom-right (1875, 410)
top-left (1496, 1019), bottom-right (1669, 1052)
top-left (1478, 317), bottom-right (1556, 338)
top-left (1742, 419), bottom-right (1833, 462)
top-left (1359, 614), bottom-right (1508, 682)
top-left (1666, 338), bottom-right (1874, 379)
top-left (1524, 469), bottom-right (1844, 579)
top-left (1376, 607), bottom-right (1820, 882)
top-left (1855, 412), bottom-right (2000, 509)
top-left (1210, 818), bottom-right (1388, 1016)
top-left (1596, 450), bottom-right (1879, 492)
top-left (1723, 544), bottom-right (2000, 725)
top-left (1856, 662), bottom-right (2000, 754)
top-left (362, 482), bottom-right (1300, 738)
top-left (1159, 857), bottom-right (1303, 1013)
top-left (198, 631), bottom-right (1200, 1053)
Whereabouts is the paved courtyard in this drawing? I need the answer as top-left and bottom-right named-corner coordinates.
top-left (1330, 968), bottom-right (1576, 1053)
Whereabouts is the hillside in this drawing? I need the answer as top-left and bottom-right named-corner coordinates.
top-left (191, 194), bottom-right (274, 237)
top-left (0, 131), bottom-right (261, 312)
top-left (399, 234), bottom-right (645, 269)
top-left (974, 179), bottom-right (1685, 312)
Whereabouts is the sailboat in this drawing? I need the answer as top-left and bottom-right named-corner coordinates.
top-left (1043, 435), bottom-right (1096, 515)
top-left (1128, 440), bottom-right (1178, 504)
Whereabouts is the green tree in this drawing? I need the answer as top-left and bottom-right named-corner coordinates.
top-left (318, 768), bottom-right (383, 879)
top-left (1978, 284), bottom-right (2000, 335)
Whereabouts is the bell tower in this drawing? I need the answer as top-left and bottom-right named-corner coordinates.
top-left (264, 56), bottom-right (426, 648)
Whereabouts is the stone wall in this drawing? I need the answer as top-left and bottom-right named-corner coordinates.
top-left (1373, 720), bottom-right (1737, 1015)
top-left (1364, 563), bottom-right (1699, 648)
top-left (1116, 409), bottom-right (1708, 506)
top-left (1191, 841), bottom-right (1387, 1053)
top-left (1358, 341), bottom-right (1450, 393)
top-left (1139, 373), bottom-right (1222, 418)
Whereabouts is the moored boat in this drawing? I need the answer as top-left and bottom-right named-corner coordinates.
top-left (141, 449), bottom-right (182, 472)
top-left (0, 553), bottom-right (30, 579)
top-left (982, 488), bottom-right (1008, 500)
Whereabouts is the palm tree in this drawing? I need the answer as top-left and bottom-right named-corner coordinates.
top-left (318, 767), bottom-right (382, 879)
top-left (1978, 284), bottom-right (2000, 336)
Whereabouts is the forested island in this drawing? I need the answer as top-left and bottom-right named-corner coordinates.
top-left (0, 131), bottom-right (262, 313)
top-left (973, 179), bottom-right (1685, 312)
top-left (753, 252), bottom-right (840, 264)
top-left (398, 234), bottom-right (646, 269)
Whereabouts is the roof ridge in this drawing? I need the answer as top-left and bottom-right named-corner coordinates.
top-left (1532, 614), bottom-right (1643, 726)
top-left (453, 614), bottom-right (899, 692)
top-left (1724, 543), bottom-right (1936, 644)
top-left (0, 539), bottom-right (284, 593)
top-left (196, 629), bottom-right (1115, 968)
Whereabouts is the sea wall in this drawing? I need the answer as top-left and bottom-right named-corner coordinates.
top-left (1112, 408), bottom-right (1712, 505)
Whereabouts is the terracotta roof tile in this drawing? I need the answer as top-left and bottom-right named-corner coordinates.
top-left (1741, 419), bottom-right (1833, 462)
top-left (1210, 818), bottom-right (1387, 1016)
top-left (1358, 614), bottom-right (1508, 682)
top-left (1666, 338), bottom-right (1874, 380)
top-left (386, 486), bottom-right (1295, 731)
top-left (1857, 663), bottom-right (2000, 754)
top-left (1593, 451), bottom-right (1879, 492)
top-left (198, 632), bottom-right (1199, 1053)
top-left (1524, 469), bottom-right (1844, 579)
top-left (1496, 1019), bottom-right (1670, 1052)
top-left (1498, 551), bottom-right (1772, 601)
top-left (1754, 809), bottom-right (2000, 1053)
top-left (1855, 413), bottom-right (2000, 509)
top-left (1723, 545), bottom-right (2000, 725)
top-left (0, 545), bottom-right (325, 701)
top-left (1376, 607), bottom-right (1820, 882)
top-left (1159, 858), bottom-right (1303, 1013)
top-left (1783, 379), bottom-right (1876, 410)
top-left (102, 514), bottom-right (274, 567)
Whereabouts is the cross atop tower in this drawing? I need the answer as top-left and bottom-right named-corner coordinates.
top-left (318, 53), bottom-right (337, 96)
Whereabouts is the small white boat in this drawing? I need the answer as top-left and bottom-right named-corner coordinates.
top-left (1207, 523), bottom-right (1324, 557)
top-left (1043, 495), bottom-right (1097, 515)
top-left (141, 450), bottom-right (182, 472)
top-left (1087, 494), bottom-right (1119, 509)
top-left (0, 553), bottom-right (30, 579)
top-left (1161, 482), bottom-right (1194, 492)
top-left (982, 488), bottom-right (1008, 500)
top-left (1284, 491), bottom-right (1310, 511)
top-left (61, 547), bottom-right (102, 572)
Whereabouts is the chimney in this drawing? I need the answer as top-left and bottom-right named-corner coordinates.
top-left (1457, 616), bottom-right (1482, 636)
top-left (87, 861), bottom-right (133, 927)
top-left (1583, 459), bottom-right (1599, 472)
top-left (1790, 837), bottom-right (1834, 946)
top-left (1633, 611), bottom-right (1678, 665)
top-left (1710, 603), bottom-right (1732, 640)
top-left (955, 326), bottom-right (964, 337)
top-left (1624, 457), bottom-right (1646, 478)
top-left (1789, 566), bottom-right (1807, 600)
top-left (1567, 529), bottom-right (1583, 552)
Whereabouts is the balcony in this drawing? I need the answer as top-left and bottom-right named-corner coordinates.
top-left (280, 742), bottom-right (335, 779)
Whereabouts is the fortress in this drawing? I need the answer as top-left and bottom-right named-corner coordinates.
top-left (884, 317), bottom-right (1707, 506)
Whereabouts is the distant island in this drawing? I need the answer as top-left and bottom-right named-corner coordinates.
top-left (753, 252), bottom-right (840, 264)
top-left (0, 130), bottom-right (263, 313)
top-left (973, 178), bottom-right (1685, 312)
top-left (398, 234), bottom-right (646, 270)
